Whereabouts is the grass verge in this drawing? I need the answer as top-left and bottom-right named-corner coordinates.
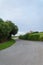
top-left (0, 39), bottom-right (15, 50)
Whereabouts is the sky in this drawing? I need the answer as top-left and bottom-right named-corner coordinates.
top-left (0, 0), bottom-right (43, 34)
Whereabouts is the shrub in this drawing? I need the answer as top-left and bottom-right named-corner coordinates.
top-left (19, 35), bottom-right (23, 39)
top-left (40, 37), bottom-right (43, 41)
top-left (33, 31), bottom-right (39, 33)
top-left (23, 33), bottom-right (29, 40)
top-left (29, 34), bottom-right (40, 41)
top-left (19, 35), bottom-right (21, 39)
top-left (19, 33), bottom-right (40, 41)
top-left (19, 33), bottom-right (31, 40)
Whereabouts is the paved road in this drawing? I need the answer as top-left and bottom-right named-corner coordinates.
top-left (0, 39), bottom-right (43, 65)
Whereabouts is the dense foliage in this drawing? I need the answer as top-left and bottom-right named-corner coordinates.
top-left (0, 18), bottom-right (18, 43)
top-left (19, 32), bottom-right (43, 41)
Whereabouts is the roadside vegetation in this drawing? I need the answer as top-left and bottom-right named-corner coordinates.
top-left (0, 18), bottom-right (18, 50)
top-left (19, 32), bottom-right (43, 41)
top-left (0, 39), bottom-right (15, 50)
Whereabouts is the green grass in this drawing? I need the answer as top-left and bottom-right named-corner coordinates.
top-left (0, 39), bottom-right (15, 50)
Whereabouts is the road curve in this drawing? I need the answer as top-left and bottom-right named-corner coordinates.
top-left (0, 39), bottom-right (43, 65)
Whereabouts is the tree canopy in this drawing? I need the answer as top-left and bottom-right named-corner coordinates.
top-left (0, 19), bottom-right (18, 43)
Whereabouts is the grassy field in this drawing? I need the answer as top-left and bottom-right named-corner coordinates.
top-left (0, 39), bottom-right (15, 50)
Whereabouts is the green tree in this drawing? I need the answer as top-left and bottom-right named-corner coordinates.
top-left (5, 21), bottom-right (18, 39)
top-left (0, 19), bottom-right (18, 43)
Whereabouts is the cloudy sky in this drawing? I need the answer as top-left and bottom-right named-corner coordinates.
top-left (0, 0), bottom-right (43, 34)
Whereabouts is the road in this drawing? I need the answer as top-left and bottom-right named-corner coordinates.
top-left (0, 39), bottom-right (43, 65)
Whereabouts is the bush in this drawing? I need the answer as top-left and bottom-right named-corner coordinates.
top-left (33, 31), bottom-right (39, 33)
top-left (29, 34), bottom-right (40, 41)
top-left (19, 33), bottom-right (40, 41)
top-left (23, 33), bottom-right (29, 40)
top-left (31, 31), bottom-right (39, 34)
top-left (19, 33), bottom-right (31, 40)
top-left (40, 37), bottom-right (43, 41)
top-left (19, 35), bottom-right (23, 39)
top-left (19, 35), bottom-right (22, 39)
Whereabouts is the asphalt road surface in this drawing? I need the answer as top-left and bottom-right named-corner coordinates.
top-left (0, 39), bottom-right (43, 65)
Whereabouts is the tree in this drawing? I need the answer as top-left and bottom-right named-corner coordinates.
top-left (0, 19), bottom-right (18, 43)
top-left (5, 21), bottom-right (18, 39)
top-left (0, 18), bottom-right (4, 23)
